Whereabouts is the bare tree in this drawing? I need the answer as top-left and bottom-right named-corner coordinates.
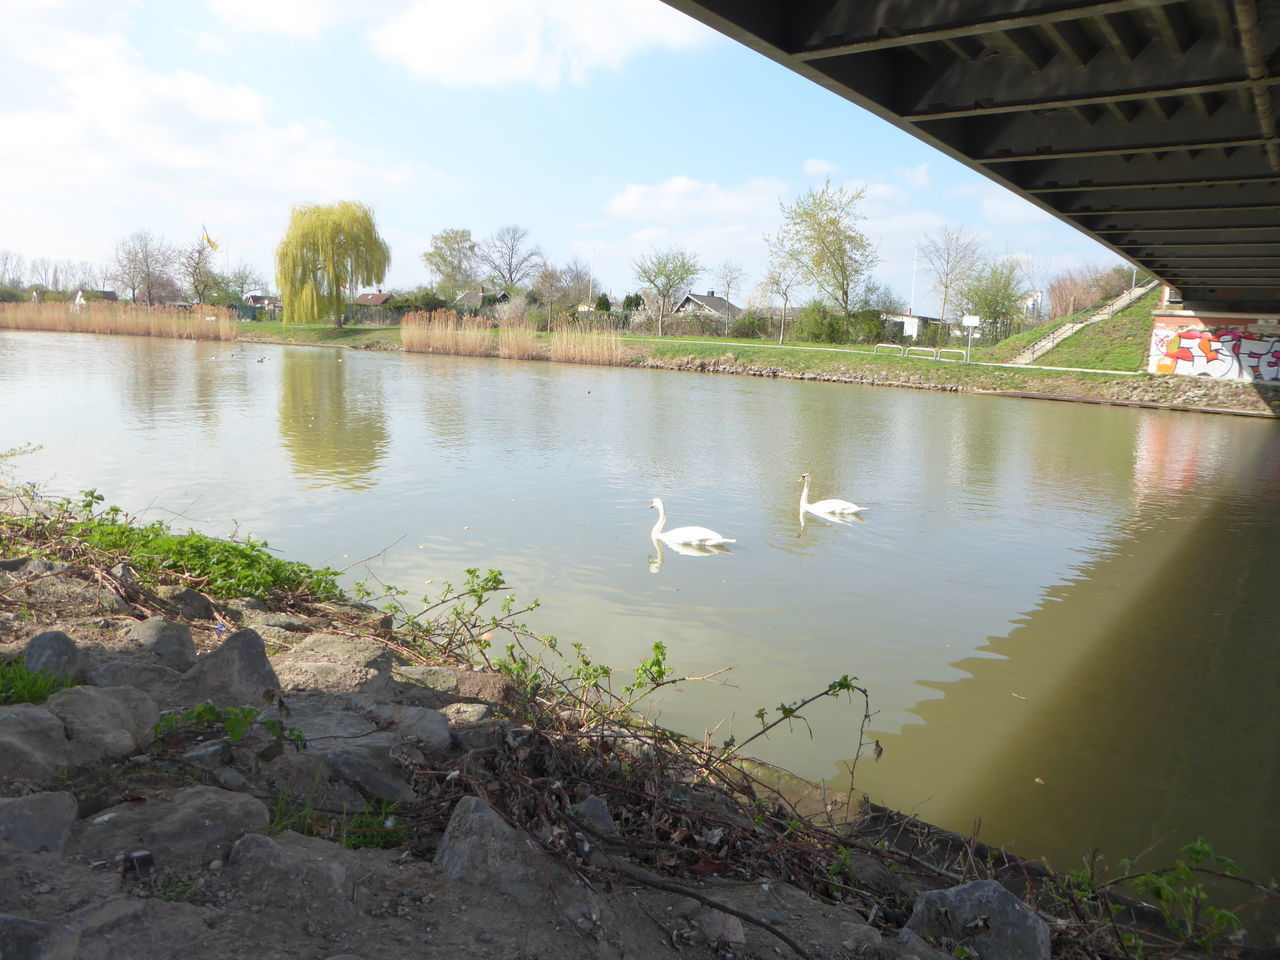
top-left (1047, 262), bottom-right (1131, 319)
top-left (765, 260), bottom-right (802, 344)
top-left (222, 263), bottom-right (267, 303)
top-left (177, 238), bottom-right (219, 304)
top-left (715, 259), bottom-right (747, 334)
top-left (559, 258), bottom-right (599, 309)
top-left (112, 230), bottom-right (176, 304)
top-left (919, 225), bottom-right (986, 326)
top-left (28, 257), bottom-right (55, 290)
top-left (633, 246), bottom-right (702, 336)
top-left (0, 250), bottom-right (25, 288)
top-left (475, 225), bottom-right (543, 291)
top-left (70, 261), bottom-right (102, 293)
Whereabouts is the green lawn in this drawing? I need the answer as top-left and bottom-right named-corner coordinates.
top-left (1034, 289), bottom-right (1157, 371)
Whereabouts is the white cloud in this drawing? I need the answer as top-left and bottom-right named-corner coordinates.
top-left (895, 162), bottom-right (931, 190)
top-left (0, 13), bottom-right (416, 274)
top-left (202, 0), bottom-right (358, 37)
top-left (605, 175), bottom-right (785, 224)
top-left (950, 181), bottom-right (1055, 226)
top-left (368, 0), bottom-right (711, 88)
top-left (803, 157), bottom-right (838, 177)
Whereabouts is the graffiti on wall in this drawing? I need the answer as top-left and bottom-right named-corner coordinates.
top-left (1152, 328), bottom-right (1280, 381)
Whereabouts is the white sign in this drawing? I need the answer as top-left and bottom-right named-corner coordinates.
top-left (960, 315), bottom-right (981, 328)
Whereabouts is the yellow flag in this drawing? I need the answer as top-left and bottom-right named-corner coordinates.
top-left (202, 224), bottom-right (218, 251)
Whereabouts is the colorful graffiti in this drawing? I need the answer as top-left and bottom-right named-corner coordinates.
top-left (1152, 328), bottom-right (1280, 381)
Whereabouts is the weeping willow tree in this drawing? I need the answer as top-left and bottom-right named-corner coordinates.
top-left (275, 201), bottom-right (391, 325)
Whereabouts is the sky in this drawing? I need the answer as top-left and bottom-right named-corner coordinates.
top-left (1, 0), bottom-right (1126, 315)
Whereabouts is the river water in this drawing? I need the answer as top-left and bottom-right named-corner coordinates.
top-left (3, 330), bottom-right (1278, 893)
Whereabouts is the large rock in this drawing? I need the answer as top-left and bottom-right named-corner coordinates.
top-left (86, 662), bottom-right (186, 705)
top-left (5, 574), bottom-right (127, 616)
top-left (906, 879), bottom-right (1051, 960)
top-left (154, 585), bottom-right (213, 620)
top-left (226, 832), bottom-right (359, 925)
top-left (272, 634), bottom-right (394, 692)
top-left (184, 629), bottom-right (280, 705)
top-left (125, 618), bottom-right (196, 673)
top-left (0, 914), bottom-right (79, 960)
top-left (0, 792), bottom-right (78, 853)
top-left (435, 795), bottom-right (598, 927)
top-left (313, 746), bottom-right (414, 803)
top-left (75, 786), bottom-right (269, 861)
top-left (0, 704), bottom-right (70, 781)
top-left (356, 701), bottom-right (450, 753)
top-left (44, 686), bottom-right (158, 765)
top-left (23, 631), bottom-right (81, 679)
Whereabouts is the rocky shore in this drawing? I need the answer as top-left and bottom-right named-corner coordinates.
top-left (0, 489), bottom-right (1264, 960)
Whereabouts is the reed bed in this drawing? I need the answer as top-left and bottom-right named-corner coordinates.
top-left (401, 310), bottom-right (497, 357)
top-left (548, 324), bottom-right (631, 365)
top-left (496, 325), bottom-right (542, 360)
top-left (0, 301), bottom-right (238, 341)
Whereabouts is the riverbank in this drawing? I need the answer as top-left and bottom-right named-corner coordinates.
top-left (3, 488), bottom-right (1265, 959)
top-left (4, 300), bottom-right (1276, 418)
top-left (237, 321), bottom-right (1279, 418)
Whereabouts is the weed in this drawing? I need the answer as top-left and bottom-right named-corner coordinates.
top-left (66, 509), bottom-right (342, 601)
top-left (270, 790), bottom-right (403, 849)
top-left (153, 698), bottom-right (305, 752)
top-left (0, 300), bottom-right (238, 341)
top-left (0, 658), bottom-right (77, 705)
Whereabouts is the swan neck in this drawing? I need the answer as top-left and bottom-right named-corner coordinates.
top-left (800, 477), bottom-right (810, 510)
top-left (651, 501), bottom-right (666, 538)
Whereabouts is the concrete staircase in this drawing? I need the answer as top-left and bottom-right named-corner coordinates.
top-left (1010, 280), bottom-right (1158, 365)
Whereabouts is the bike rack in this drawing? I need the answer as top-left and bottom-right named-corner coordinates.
top-left (905, 346), bottom-right (938, 360)
top-left (873, 343), bottom-right (905, 356)
top-left (938, 348), bottom-right (969, 363)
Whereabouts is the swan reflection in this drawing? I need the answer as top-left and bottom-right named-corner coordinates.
top-left (648, 538), bottom-right (733, 573)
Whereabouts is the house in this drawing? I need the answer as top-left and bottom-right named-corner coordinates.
top-left (245, 295), bottom-right (277, 308)
top-left (454, 287), bottom-right (511, 311)
top-left (883, 313), bottom-right (940, 339)
top-left (672, 290), bottom-right (742, 321)
top-left (347, 289), bottom-right (396, 325)
top-left (353, 291), bottom-right (392, 306)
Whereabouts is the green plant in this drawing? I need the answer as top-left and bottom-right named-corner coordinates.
top-left (67, 508), bottom-right (342, 600)
top-left (0, 658), bottom-right (77, 705)
top-left (153, 699), bottom-right (305, 751)
top-left (1130, 839), bottom-right (1242, 951)
top-left (270, 790), bottom-right (403, 849)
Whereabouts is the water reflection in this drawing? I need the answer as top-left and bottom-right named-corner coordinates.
top-left (277, 349), bottom-right (389, 489)
top-left (648, 538), bottom-right (733, 573)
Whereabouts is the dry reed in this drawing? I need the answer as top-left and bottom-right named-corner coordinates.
top-left (0, 301), bottom-right (238, 341)
top-left (401, 310), bottom-right (497, 357)
top-left (496, 326), bottom-right (543, 360)
top-left (548, 324), bottom-right (630, 365)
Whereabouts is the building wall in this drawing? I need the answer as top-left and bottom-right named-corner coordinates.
top-left (1150, 310), bottom-right (1280, 382)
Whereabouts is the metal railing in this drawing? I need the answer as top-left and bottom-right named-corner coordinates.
top-left (874, 343), bottom-right (905, 356)
top-left (1016, 280), bottom-right (1158, 364)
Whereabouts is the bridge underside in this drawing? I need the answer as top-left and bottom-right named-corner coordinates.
top-left (663, 0), bottom-right (1280, 314)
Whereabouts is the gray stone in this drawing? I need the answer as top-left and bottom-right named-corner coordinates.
top-left (154, 584), bottom-right (214, 620)
top-left (227, 832), bottom-right (358, 923)
top-left (250, 624), bottom-right (300, 645)
top-left (313, 745), bottom-right (414, 803)
top-left (360, 702), bottom-right (450, 753)
top-left (245, 611), bottom-right (307, 631)
top-left (0, 791), bottom-right (78, 852)
top-left (0, 915), bottom-right (79, 960)
top-left (5, 575), bottom-right (126, 615)
top-left (180, 739), bottom-right (232, 770)
top-left (691, 905), bottom-right (746, 945)
top-left (391, 664), bottom-right (458, 693)
top-left (16, 558), bottom-right (70, 578)
top-left (86, 662), bottom-right (186, 702)
top-left (45, 685), bottom-right (158, 765)
top-left (451, 720), bottom-right (501, 751)
top-left (75, 786), bottom-right (269, 861)
top-left (435, 795), bottom-right (598, 927)
top-left (314, 599), bottom-right (393, 629)
top-left (571, 795), bottom-right (618, 838)
top-left (906, 879), bottom-right (1051, 960)
top-left (23, 631), bottom-right (80, 679)
top-left (235, 596), bottom-right (269, 613)
top-left (273, 634), bottom-right (395, 692)
top-left (126, 618), bottom-right (196, 672)
top-left (442, 701), bottom-right (491, 724)
top-left (0, 704), bottom-right (70, 781)
top-left (184, 629), bottom-right (280, 705)
top-left (108, 561), bottom-right (139, 584)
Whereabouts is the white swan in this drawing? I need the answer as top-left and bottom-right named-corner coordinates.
top-left (799, 473), bottom-right (864, 518)
top-left (649, 498), bottom-right (735, 547)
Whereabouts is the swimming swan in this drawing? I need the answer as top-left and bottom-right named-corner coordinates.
top-left (799, 473), bottom-right (864, 518)
top-left (649, 497), bottom-right (736, 547)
